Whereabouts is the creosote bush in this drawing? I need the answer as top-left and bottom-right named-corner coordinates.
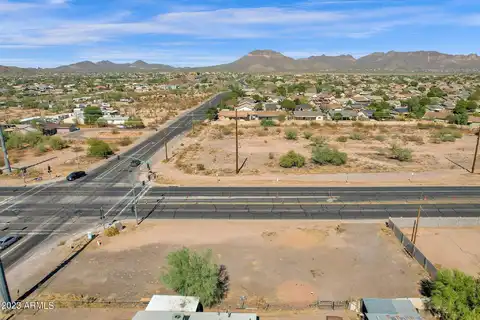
top-left (279, 150), bottom-right (305, 168)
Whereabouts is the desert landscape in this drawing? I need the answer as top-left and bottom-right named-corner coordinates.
top-left (150, 120), bottom-right (479, 186)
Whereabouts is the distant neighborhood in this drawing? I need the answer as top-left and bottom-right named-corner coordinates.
top-left (211, 73), bottom-right (480, 128)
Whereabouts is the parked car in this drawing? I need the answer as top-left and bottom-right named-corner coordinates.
top-left (130, 159), bottom-right (141, 167)
top-left (0, 235), bottom-right (20, 250)
top-left (66, 171), bottom-right (86, 181)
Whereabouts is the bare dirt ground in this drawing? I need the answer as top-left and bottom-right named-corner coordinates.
top-left (10, 308), bottom-right (356, 320)
top-left (149, 120), bottom-right (480, 186)
top-left (29, 220), bottom-right (425, 310)
top-left (402, 226), bottom-right (480, 276)
top-left (0, 107), bottom-right (57, 123)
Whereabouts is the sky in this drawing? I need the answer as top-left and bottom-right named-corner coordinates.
top-left (0, 0), bottom-right (479, 68)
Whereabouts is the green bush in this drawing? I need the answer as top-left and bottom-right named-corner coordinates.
top-left (303, 131), bottom-right (313, 139)
top-left (349, 132), bottom-right (365, 140)
top-left (118, 136), bottom-right (133, 146)
top-left (336, 136), bottom-right (348, 142)
top-left (104, 226), bottom-right (119, 237)
top-left (278, 114), bottom-right (286, 122)
top-left (374, 135), bottom-right (386, 141)
top-left (279, 150), bottom-right (305, 168)
top-left (49, 136), bottom-right (68, 150)
top-left (311, 146), bottom-right (347, 166)
top-left (284, 129), bottom-right (298, 140)
top-left (5, 132), bottom-right (25, 149)
top-left (260, 119), bottom-right (275, 127)
top-left (87, 138), bottom-right (113, 157)
top-left (425, 269), bottom-right (480, 320)
top-left (35, 143), bottom-right (47, 154)
top-left (390, 144), bottom-right (412, 162)
top-left (432, 128), bottom-right (463, 143)
top-left (161, 248), bottom-right (228, 308)
top-left (310, 136), bottom-right (328, 147)
top-left (24, 131), bottom-right (44, 146)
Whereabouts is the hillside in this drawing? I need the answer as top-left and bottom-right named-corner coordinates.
top-left (2, 50), bottom-right (480, 74)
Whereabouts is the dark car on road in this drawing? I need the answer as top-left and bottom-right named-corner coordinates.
top-left (66, 171), bottom-right (86, 181)
top-left (130, 159), bottom-right (141, 167)
top-left (0, 235), bottom-right (20, 250)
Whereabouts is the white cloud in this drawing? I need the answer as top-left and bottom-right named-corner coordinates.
top-left (48, 0), bottom-right (69, 4)
top-left (0, 1), bottom-right (37, 12)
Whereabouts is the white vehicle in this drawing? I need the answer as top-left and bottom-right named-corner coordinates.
top-left (0, 235), bottom-right (20, 250)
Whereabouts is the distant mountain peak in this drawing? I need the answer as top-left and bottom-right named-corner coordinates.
top-left (247, 50), bottom-right (285, 58)
top-left (97, 60), bottom-right (115, 65)
top-left (132, 60), bottom-right (148, 66)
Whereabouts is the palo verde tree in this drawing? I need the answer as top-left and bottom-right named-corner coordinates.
top-left (83, 106), bottom-right (103, 125)
top-left (423, 269), bottom-right (480, 320)
top-left (161, 248), bottom-right (229, 308)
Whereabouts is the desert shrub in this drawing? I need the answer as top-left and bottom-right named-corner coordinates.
top-left (161, 248), bottom-right (229, 308)
top-left (374, 135), bottom-right (386, 141)
top-left (49, 136), bottom-right (68, 150)
top-left (432, 128), bottom-right (463, 143)
top-left (87, 138), bottom-right (113, 157)
top-left (110, 144), bottom-right (120, 152)
top-left (104, 226), bottom-right (120, 237)
top-left (256, 128), bottom-right (268, 136)
top-left (352, 121), bottom-right (364, 128)
top-left (196, 163), bottom-right (205, 171)
top-left (402, 135), bottom-right (424, 144)
top-left (268, 152), bottom-right (274, 160)
top-left (284, 129), bottom-right (298, 140)
top-left (278, 114), bottom-right (286, 122)
top-left (24, 131), bottom-right (44, 146)
top-left (311, 146), bottom-right (347, 166)
top-left (310, 136), bottom-right (328, 147)
top-left (349, 132), bottom-right (365, 140)
top-left (303, 131), bottom-right (313, 139)
top-left (309, 121), bottom-right (321, 128)
top-left (279, 150), bottom-right (305, 168)
top-left (119, 136), bottom-right (133, 146)
top-left (336, 136), bottom-right (348, 142)
top-left (5, 132), bottom-right (25, 149)
top-left (390, 144), bottom-right (412, 162)
top-left (275, 127), bottom-right (281, 133)
top-left (260, 119), bottom-right (275, 127)
top-left (111, 128), bottom-right (119, 134)
top-left (35, 143), bottom-right (47, 154)
top-left (221, 126), bottom-right (233, 135)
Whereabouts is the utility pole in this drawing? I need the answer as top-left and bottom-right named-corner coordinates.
top-left (0, 257), bottom-right (12, 304)
top-left (472, 128), bottom-right (480, 173)
top-left (0, 125), bottom-right (11, 174)
top-left (235, 109), bottom-right (239, 174)
top-left (413, 206), bottom-right (422, 244)
top-left (164, 141), bottom-right (168, 161)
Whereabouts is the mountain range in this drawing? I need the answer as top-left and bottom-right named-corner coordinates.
top-left (2, 50), bottom-right (480, 74)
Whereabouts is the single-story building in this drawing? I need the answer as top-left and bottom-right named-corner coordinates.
top-left (217, 110), bottom-right (250, 120)
top-left (235, 106), bottom-right (254, 112)
top-left (132, 311), bottom-right (257, 320)
top-left (293, 111), bottom-right (324, 121)
top-left (264, 103), bottom-right (279, 111)
top-left (101, 115), bottom-right (129, 125)
top-left (295, 104), bottom-right (313, 112)
top-left (252, 111), bottom-right (286, 120)
top-left (362, 298), bottom-right (423, 320)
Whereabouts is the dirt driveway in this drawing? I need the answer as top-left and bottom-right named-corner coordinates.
top-left (35, 220), bottom-right (425, 309)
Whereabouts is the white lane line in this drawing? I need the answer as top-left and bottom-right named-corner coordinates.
top-left (0, 197), bottom-right (14, 206)
top-left (94, 143), bottom-right (153, 180)
top-left (103, 189), bottom-right (134, 218)
top-left (0, 210), bottom-right (62, 258)
top-left (147, 196), bottom-right (339, 200)
top-left (0, 183), bottom-right (55, 214)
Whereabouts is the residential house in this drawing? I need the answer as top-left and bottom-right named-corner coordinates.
top-left (423, 110), bottom-right (452, 122)
top-left (357, 110), bottom-right (374, 119)
top-left (328, 109), bottom-right (358, 120)
top-left (321, 103), bottom-right (343, 111)
top-left (266, 96), bottom-right (284, 104)
top-left (293, 111), bottom-right (324, 121)
top-left (352, 94), bottom-right (371, 106)
top-left (391, 107), bottom-right (409, 116)
top-left (251, 111), bottom-right (286, 120)
top-left (468, 116), bottom-right (480, 128)
top-left (218, 110), bottom-right (250, 120)
top-left (101, 115), bottom-right (129, 125)
top-left (295, 104), bottom-right (313, 112)
top-left (19, 116), bottom-right (42, 124)
top-left (235, 105), bottom-right (254, 112)
top-left (362, 298), bottom-right (422, 320)
top-left (237, 98), bottom-right (256, 110)
top-left (264, 103), bottom-right (279, 111)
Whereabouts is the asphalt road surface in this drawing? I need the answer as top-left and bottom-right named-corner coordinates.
top-left (1, 91), bottom-right (480, 270)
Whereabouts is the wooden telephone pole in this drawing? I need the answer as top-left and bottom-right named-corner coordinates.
top-left (411, 206), bottom-right (422, 244)
top-left (235, 109), bottom-right (239, 174)
top-left (471, 128), bottom-right (480, 173)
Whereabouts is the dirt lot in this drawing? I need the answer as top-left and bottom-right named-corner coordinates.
top-left (150, 120), bottom-right (480, 186)
top-left (0, 107), bottom-right (57, 124)
top-left (28, 220), bottom-right (425, 309)
top-left (402, 226), bottom-right (480, 276)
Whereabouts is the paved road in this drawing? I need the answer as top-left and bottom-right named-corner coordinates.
top-left (1, 89), bottom-right (480, 270)
top-left (0, 92), bottom-right (227, 269)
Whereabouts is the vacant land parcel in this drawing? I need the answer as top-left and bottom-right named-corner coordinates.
top-left (31, 221), bottom-right (425, 309)
top-left (151, 121), bottom-right (478, 186)
top-left (402, 226), bottom-right (480, 276)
